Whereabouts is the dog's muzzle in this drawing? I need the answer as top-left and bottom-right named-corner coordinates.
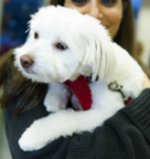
top-left (20, 54), bottom-right (34, 69)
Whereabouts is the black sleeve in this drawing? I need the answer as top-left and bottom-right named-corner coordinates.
top-left (4, 89), bottom-right (150, 159)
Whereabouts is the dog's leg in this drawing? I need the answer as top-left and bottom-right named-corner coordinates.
top-left (18, 104), bottom-right (121, 151)
top-left (44, 83), bottom-right (70, 112)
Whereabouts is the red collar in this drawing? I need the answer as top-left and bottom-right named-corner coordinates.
top-left (64, 75), bottom-right (92, 110)
top-left (64, 78), bottom-right (132, 111)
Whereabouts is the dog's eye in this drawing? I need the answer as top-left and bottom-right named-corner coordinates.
top-left (34, 32), bottom-right (39, 39)
top-left (54, 42), bottom-right (68, 51)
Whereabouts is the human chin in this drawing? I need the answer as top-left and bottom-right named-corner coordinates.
top-left (108, 26), bottom-right (119, 39)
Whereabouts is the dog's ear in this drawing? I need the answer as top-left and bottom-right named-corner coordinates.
top-left (83, 37), bottom-right (103, 81)
top-left (83, 31), bottom-right (114, 82)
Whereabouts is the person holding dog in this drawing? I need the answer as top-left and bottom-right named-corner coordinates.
top-left (0, 0), bottom-right (150, 159)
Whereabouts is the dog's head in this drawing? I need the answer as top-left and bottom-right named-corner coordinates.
top-left (14, 6), bottom-right (112, 83)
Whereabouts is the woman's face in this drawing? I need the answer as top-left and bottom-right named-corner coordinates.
top-left (64, 0), bottom-right (123, 39)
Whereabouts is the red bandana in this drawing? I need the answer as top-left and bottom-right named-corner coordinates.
top-left (65, 75), bottom-right (92, 110)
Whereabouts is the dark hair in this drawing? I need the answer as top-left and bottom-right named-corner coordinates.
top-left (0, 52), bottom-right (48, 114)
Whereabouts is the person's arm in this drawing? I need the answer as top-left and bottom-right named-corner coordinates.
top-left (4, 87), bottom-right (150, 159)
top-left (66, 89), bottom-right (150, 159)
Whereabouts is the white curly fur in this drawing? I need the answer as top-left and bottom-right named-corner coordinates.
top-left (14, 6), bottom-right (145, 151)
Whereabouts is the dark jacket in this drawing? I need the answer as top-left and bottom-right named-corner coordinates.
top-left (4, 89), bottom-right (150, 159)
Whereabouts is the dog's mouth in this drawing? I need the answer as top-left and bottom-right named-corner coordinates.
top-left (23, 67), bottom-right (36, 75)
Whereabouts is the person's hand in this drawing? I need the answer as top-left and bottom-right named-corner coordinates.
top-left (143, 75), bottom-right (150, 89)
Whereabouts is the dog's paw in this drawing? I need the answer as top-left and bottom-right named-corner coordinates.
top-left (44, 92), bottom-right (68, 112)
top-left (18, 121), bottom-right (51, 151)
top-left (18, 132), bottom-right (49, 151)
top-left (44, 100), bottom-right (66, 112)
top-left (44, 83), bottom-right (69, 112)
top-left (18, 109), bottom-right (76, 151)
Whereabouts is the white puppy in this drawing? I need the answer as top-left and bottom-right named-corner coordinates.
top-left (14, 6), bottom-right (146, 151)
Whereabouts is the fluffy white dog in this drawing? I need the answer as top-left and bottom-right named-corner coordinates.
top-left (14, 6), bottom-right (146, 151)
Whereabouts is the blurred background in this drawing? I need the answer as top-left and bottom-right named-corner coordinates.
top-left (0, 0), bottom-right (150, 159)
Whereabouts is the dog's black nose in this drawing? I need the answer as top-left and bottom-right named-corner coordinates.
top-left (20, 55), bottom-right (34, 68)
